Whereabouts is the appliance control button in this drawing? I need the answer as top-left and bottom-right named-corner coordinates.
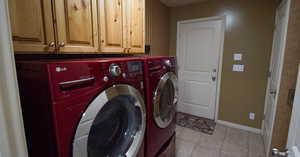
top-left (165, 60), bottom-right (172, 67)
top-left (103, 76), bottom-right (109, 82)
top-left (122, 73), bottom-right (127, 78)
top-left (109, 64), bottom-right (122, 77)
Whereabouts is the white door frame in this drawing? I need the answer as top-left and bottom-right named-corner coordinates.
top-left (262, 0), bottom-right (291, 156)
top-left (0, 0), bottom-right (28, 156)
top-left (286, 63), bottom-right (300, 156)
top-left (176, 16), bottom-right (225, 121)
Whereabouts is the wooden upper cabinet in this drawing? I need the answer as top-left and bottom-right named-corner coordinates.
top-left (54, 0), bottom-right (99, 53)
top-left (127, 0), bottom-right (145, 53)
top-left (8, 0), bottom-right (55, 53)
top-left (8, 0), bottom-right (145, 54)
top-left (99, 0), bottom-right (126, 53)
top-left (99, 0), bottom-right (145, 54)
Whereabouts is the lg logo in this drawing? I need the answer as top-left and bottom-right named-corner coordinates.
top-left (56, 67), bottom-right (68, 72)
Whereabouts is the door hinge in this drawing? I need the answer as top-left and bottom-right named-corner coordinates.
top-left (272, 148), bottom-right (289, 157)
top-left (268, 71), bottom-right (271, 78)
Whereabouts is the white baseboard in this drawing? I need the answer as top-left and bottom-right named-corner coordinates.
top-left (217, 120), bottom-right (262, 134)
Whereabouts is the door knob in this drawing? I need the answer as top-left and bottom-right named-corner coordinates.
top-left (48, 41), bottom-right (55, 47)
top-left (211, 69), bottom-right (217, 82)
top-left (272, 148), bottom-right (289, 157)
top-left (212, 76), bottom-right (216, 81)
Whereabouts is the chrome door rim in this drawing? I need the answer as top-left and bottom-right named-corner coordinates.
top-left (153, 72), bottom-right (178, 128)
top-left (72, 84), bottom-right (146, 157)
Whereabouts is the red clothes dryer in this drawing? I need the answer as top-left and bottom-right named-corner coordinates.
top-left (17, 58), bottom-right (146, 157)
top-left (141, 56), bottom-right (178, 157)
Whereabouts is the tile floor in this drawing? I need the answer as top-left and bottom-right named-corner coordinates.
top-left (175, 124), bottom-right (265, 157)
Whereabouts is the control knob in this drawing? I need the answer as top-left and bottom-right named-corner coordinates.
top-left (165, 60), bottom-right (172, 67)
top-left (109, 64), bottom-right (122, 77)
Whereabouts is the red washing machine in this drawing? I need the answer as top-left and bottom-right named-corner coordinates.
top-left (16, 58), bottom-right (146, 157)
top-left (141, 56), bottom-right (178, 157)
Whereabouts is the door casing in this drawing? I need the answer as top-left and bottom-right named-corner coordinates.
top-left (0, 0), bottom-right (28, 156)
top-left (286, 63), bottom-right (300, 157)
top-left (262, 0), bottom-right (291, 156)
top-left (176, 16), bottom-right (225, 121)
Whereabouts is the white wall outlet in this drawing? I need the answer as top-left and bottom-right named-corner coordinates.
top-left (234, 53), bottom-right (242, 61)
top-left (232, 64), bottom-right (244, 72)
top-left (249, 113), bottom-right (255, 120)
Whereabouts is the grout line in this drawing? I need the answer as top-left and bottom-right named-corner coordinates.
top-left (247, 131), bottom-right (250, 157)
top-left (218, 126), bottom-right (228, 157)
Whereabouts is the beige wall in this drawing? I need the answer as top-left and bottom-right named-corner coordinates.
top-left (270, 0), bottom-right (300, 152)
top-left (145, 0), bottom-right (170, 56)
top-left (170, 0), bottom-right (276, 128)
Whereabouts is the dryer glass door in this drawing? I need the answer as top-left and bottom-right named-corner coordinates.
top-left (73, 85), bottom-right (146, 157)
top-left (153, 72), bottom-right (178, 128)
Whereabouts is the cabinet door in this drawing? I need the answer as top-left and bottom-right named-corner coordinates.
top-left (99, 0), bottom-right (127, 53)
top-left (8, 0), bottom-right (55, 53)
top-left (54, 0), bottom-right (99, 53)
top-left (127, 0), bottom-right (145, 53)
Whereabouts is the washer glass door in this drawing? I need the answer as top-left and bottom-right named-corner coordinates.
top-left (153, 72), bottom-right (178, 128)
top-left (73, 85), bottom-right (146, 157)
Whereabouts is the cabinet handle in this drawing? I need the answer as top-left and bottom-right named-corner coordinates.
top-left (58, 42), bottom-right (65, 47)
top-left (48, 41), bottom-right (55, 47)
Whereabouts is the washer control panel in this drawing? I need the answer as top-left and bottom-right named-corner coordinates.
top-left (164, 59), bottom-right (172, 67)
top-left (99, 60), bottom-right (143, 82)
top-left (127, 61), bottom-right (142, 73)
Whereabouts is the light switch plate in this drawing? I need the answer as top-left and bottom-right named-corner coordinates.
top-left (249, 113), bottom-right (255, 120)
top-left (234, 53), bottom-right (242, 61)
top-left (233, 64), bottom-right (244, 72)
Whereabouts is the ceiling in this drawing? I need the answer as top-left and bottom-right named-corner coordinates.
top-left (160, 0), bottom-right (209, 7)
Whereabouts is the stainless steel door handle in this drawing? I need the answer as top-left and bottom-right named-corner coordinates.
top-left (59, 77), bottom-right (95, 86)
top-left (272, 148), bottom-right (289, 157)
top-left (58, 77), bottom-right (95, 90)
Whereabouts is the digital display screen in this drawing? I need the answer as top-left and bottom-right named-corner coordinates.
top-left (127, 61), bottom-right (142, 72)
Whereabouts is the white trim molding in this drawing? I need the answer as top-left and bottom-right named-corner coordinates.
top-left (217, 120), bottom-right (262, 134)
top-left (0, 0), bottom-right (28, 156)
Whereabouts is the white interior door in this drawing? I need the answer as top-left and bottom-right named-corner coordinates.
top-left (176, 18), bottom-right (224, 119)
top-left (263, 0), bottom-right (291, 156)
top-left (285, 64), bottom-right (300, 157)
